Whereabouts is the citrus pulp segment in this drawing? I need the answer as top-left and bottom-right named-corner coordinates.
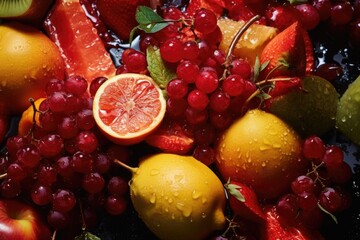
top-left (93, 74), bottom-right (166, 145)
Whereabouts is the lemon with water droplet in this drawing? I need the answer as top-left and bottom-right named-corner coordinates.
top-left (269, 75), bottom-right (339, 137)
top-left (336, 75), bottom-right (360, 145)
top-left (118, 153), bottom-right (226, 240)
top-left (215, 109), bottom-right (308, 200)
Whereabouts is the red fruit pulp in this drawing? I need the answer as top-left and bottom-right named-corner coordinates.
top-left (43, 0), bottom-right (116, 85)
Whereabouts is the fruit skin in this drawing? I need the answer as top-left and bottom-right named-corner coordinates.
top-left (336, 74), bottom-right (360, 145)
top-left (129, 153), bottom-right (226, 240)
top-left (259, 22), bottom-right (306, 80)
top-left (0, 0), bottom-right (53, 26)
top-left (93, 73), bottom-right (166, 145)
top-left (44, 0), bottom-right (116, 84)
top-left (97, 0), bottom-right (150, 41)
top-left (269, 75), bottom-right (339, 137)
top-left (0, 199), bottom-right (51, 240)
top-left (225, 180), bottom-right (265, 223)
top-left (216, 109), bottom-right (308, 200)
top-left (260, 205), bottom-right (324, 240)
top-left (0, 21), bottom-right (65, 114)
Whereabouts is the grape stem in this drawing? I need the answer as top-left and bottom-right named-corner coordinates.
top-left (0, 173), bottom-right (7, 180)
top-left (114, 159), bottom-right (138, 174)
top-left (223, 14), bottom-right (261, 77)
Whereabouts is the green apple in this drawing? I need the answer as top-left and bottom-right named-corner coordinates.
top-left (269, 75), bottom-right (339, 137)
top-left (336, 74), bottom-right (360, 145)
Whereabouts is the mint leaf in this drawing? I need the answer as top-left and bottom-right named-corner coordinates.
top-left (146, 46), bottom-right (176, 89)
top-left (136, 6), bottom-right (164, 25)
top-left (75, 231), bottom-right (101, 240)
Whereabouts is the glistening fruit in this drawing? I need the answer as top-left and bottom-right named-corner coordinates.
top-left (0, 21), bottom-right (65, 114)
top-left (336, 74), bottom-right (360, 145)
top-left (116, 153), bottom-right (226, 240)
top-left (215, 109), bottom-right (309, 200)
top-left (269, 75), bottom-right (339, 137)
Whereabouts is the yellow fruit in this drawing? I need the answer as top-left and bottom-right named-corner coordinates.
top-left (215, 109), bottom-right (309, 200)
top-left (218, 18), bottom-right (278, 66)
top-left (0, 21), bottom-right (65, 114)
top-left (122, 153), bottom-right (226, 240)
top-left (17, 98), bottom-right (45, 137)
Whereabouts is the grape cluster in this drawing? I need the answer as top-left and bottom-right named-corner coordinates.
top-left (276, 135), bottom-right (352, 229)
top-left (116, 7), bottom-right (261, 165)
top-left (0, 76), bottom-right (131, 230)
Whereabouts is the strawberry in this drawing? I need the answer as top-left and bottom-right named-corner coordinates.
top-left (265, 4), bottom-right (301, 31)
top-left (225, 180), bottom-right (266, 223)
top-left (96, 0), bottom-right (150, 41)
top-left (259, 22), bottom-right (307, 80)
top-left (260, 205), bottom-right (325, 240)
top-left (145, 118), bottom-right (195, 155)
top-left (268, 77), bottom-right (303, 99)
top-left (302, 28), bottom-right (315, 74)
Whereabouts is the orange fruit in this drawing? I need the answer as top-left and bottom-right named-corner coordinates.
top-left (93, 73), bottom-right (166, 145)
top-left (218, 18), bottom-right (278, 66)
top-left (215, 109), bottom-right (309, 200)
top-left (0, 21), bottom-right (65, 115)
top-left (17, 98), bottom-right (45, 137)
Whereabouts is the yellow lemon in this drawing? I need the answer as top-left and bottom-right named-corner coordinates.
top-left (121, 153), bottom-right (226, 240)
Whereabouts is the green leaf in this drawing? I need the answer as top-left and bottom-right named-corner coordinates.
top-left (225, 183), bottom-right (245, 202)
top-left (129, 26), bottom-right (139, 46)
top-left (138, 22), bottom-right (170, 33)
top-left (260, 60), bottom-right (269, 71)
top-left (136, 6), bottom-right (164, 25)
top-left (253, 55), bottom-right (261, 81)
top-left (146, 46), bottom-right (176, 89)
top-left (75, 231), bottom-right (101, 240)
top-left (278, 57), bottom-right (289, 68)
top-left (318, 202), bottom-right (338, 224)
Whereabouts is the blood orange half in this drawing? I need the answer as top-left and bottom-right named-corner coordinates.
top-left (93, 74), bottom-right (166, 145)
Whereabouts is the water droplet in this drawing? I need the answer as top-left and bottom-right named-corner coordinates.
top-left (150, 169), bottom-right (160, 176)
top-left (150, 192), bottom-right (156, 204)
top-left (176, 202), bottom-right (192, 217)
top-left (201, 212), bottom-right (207, 218)
top-left (192, 190), bottom-right (202, 199)
top-left (261, 162), bottom-right (266, 167)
